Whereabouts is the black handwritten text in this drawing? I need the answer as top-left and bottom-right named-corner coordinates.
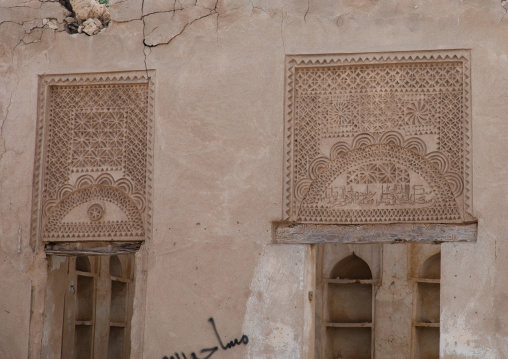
top-left (163, 317), bottom-right (249, 359)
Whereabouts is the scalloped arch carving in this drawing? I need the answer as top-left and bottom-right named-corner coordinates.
top-left (43, 186), bottom-right (144, 241)
top-left (284, 50), bottom-right (472, 224)
top-left (31, 71), bottom-right (154, 243)
top-left (299, 144), bottom-right (459, 223)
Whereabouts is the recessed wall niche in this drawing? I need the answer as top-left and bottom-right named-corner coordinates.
top-left (316, 243), bottom-right (442, 358)
top-left (412, 251), bottom-right (441, 359)
top-left (315, 244), bottom-right (381, 359)
top-left (283, 50), bottom-right (472, 224)
top-left (31, 71), bottom-right (155, 245)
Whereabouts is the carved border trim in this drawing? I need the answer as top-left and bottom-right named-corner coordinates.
top-left (283, 50), bottom-right (472, 223)
top-left (31, 71), bottom-right (155, 247)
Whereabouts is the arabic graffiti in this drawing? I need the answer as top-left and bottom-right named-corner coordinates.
top-left (162, 318), bottom-right (249, 359)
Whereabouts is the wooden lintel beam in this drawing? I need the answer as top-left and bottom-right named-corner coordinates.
top-left (273, 222), bottom-right (477, 244)
top-left (45, 241), bottom-right (142, 256)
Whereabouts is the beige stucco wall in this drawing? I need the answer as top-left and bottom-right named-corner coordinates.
top-left (1, 0), bottom-right (508, 358)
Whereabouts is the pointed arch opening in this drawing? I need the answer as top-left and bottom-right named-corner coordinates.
top-left (420, 253), bottom-right (441, 280)
top-left (110, 255), bottom-right (123, 277)
top-left (330, 254), bottom-right (373, 280)
top-left (76, 256), bottom-right (92, 273)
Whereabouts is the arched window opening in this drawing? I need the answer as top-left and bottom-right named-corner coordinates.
top-left (110, 255), bottom-right (123, 277)
top-left (76, 256), bottom-right (92, 272)
top-left (53, 254), bottom-right (135, 359)
top-left (413, 252), bottom-right (441, 359)
top-left (71, 256), bottom-right (96, 359)
top-left (330, 253), bottom-right (373, 280)
top-left (325, 254), bottom-right (374, 359)
top-left (419, 253), bottom-right (441, 280)
top-left (109, 255), bottom-right (130, 359)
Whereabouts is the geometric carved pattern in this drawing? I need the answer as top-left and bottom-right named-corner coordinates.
top-left (347, 163), bottom-right (410, 185)
top-left (71, 110), bottom-right (127, 172)
top-left (87, 203), bottom-right (105, 221)
top-left (284, 51), bottom-right (472, 223)
top-left (31, 72), bottom-right (155, 243)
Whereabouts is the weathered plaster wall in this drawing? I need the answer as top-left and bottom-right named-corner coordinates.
top-left (1, 1), bottom-right (508, 358)
top-left (441, 224), bottom-right (497, 359)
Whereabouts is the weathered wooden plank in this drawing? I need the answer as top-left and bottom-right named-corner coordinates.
top-left (324, 279), bottom-right (378, 285)
top-left (274, 222), bottom-right (477, 244)
top-left (45, 241), bottom-right (142, 255)
top-left (414, 322), bottom-right (440, 328)
top-left (325, 322), bottom-right (373, 328)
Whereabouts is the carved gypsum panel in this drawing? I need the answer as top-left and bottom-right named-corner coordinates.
top-left (284, 50), bottom-right (472, 224)
top-left (32, 71), bottom-right (155, 243)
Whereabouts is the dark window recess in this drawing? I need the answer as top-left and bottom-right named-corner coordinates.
top-left (412, 252), bottom-right (441, 359)
top-left (43, 253), bottom-right (135, 359)
top-left (324, 254), bottom-right (375, 359)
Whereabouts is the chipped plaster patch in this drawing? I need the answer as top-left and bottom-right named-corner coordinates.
top-left (66, 0), bottom-right (110, 35)
top-left (242, 244), bottom-right (305, 358)
top-left (441, 312), bottom-right (496, 358)
top-left (441, 223), bottom-right (497, 358)
top-left (50, 255), bottom-right (66, 271)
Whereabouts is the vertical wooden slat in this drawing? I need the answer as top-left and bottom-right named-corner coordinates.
top-left (322, 281), bottom-right (328, 358)
top-left (411, 280), bottom-right (417, 359)
top-left (317, 245), bottom-right (326, 359)
top-left (94, 257), bottom-right (111, 359)
top-left (124, 255), bottom-right (134, 359)
top-left (371, 282), bottom-right (375, 359)
top-left (61, 257), bottom-right (77, 359)
top-left (41, 256), bottom-right (69, 359)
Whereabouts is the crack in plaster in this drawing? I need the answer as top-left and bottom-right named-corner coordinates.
top-left (14, 28), bottom-right (44, 50)
top-left (141, 0), bottom-right (219, 48)
top-left (0, 1), bottom-right (69, 43)
top-left (141, 0), bottom-right (148, 77)
top-left (139, 0), bottom-right (219, 79)
top-left (4, 0), bottom-right (279, 77)
top-left (0, 20), bottom-right (25, 27)
top-left (248, 0), bottom-right (268, 15)
top-left (0, 0), bottom-right (43, 9)
top-left (304, 0), bottom-right (310, 22)
top-left (280, 8), bottom-right (285, 54)
top-left (0, 75), bottom-right (19, 180)
top-left (501, 0), bottom-right (508, 22)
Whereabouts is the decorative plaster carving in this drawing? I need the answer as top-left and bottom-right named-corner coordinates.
top-left (284, 51), bottom-right (472, 223)
top-left (31, 71), bottom-right (154, 244)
